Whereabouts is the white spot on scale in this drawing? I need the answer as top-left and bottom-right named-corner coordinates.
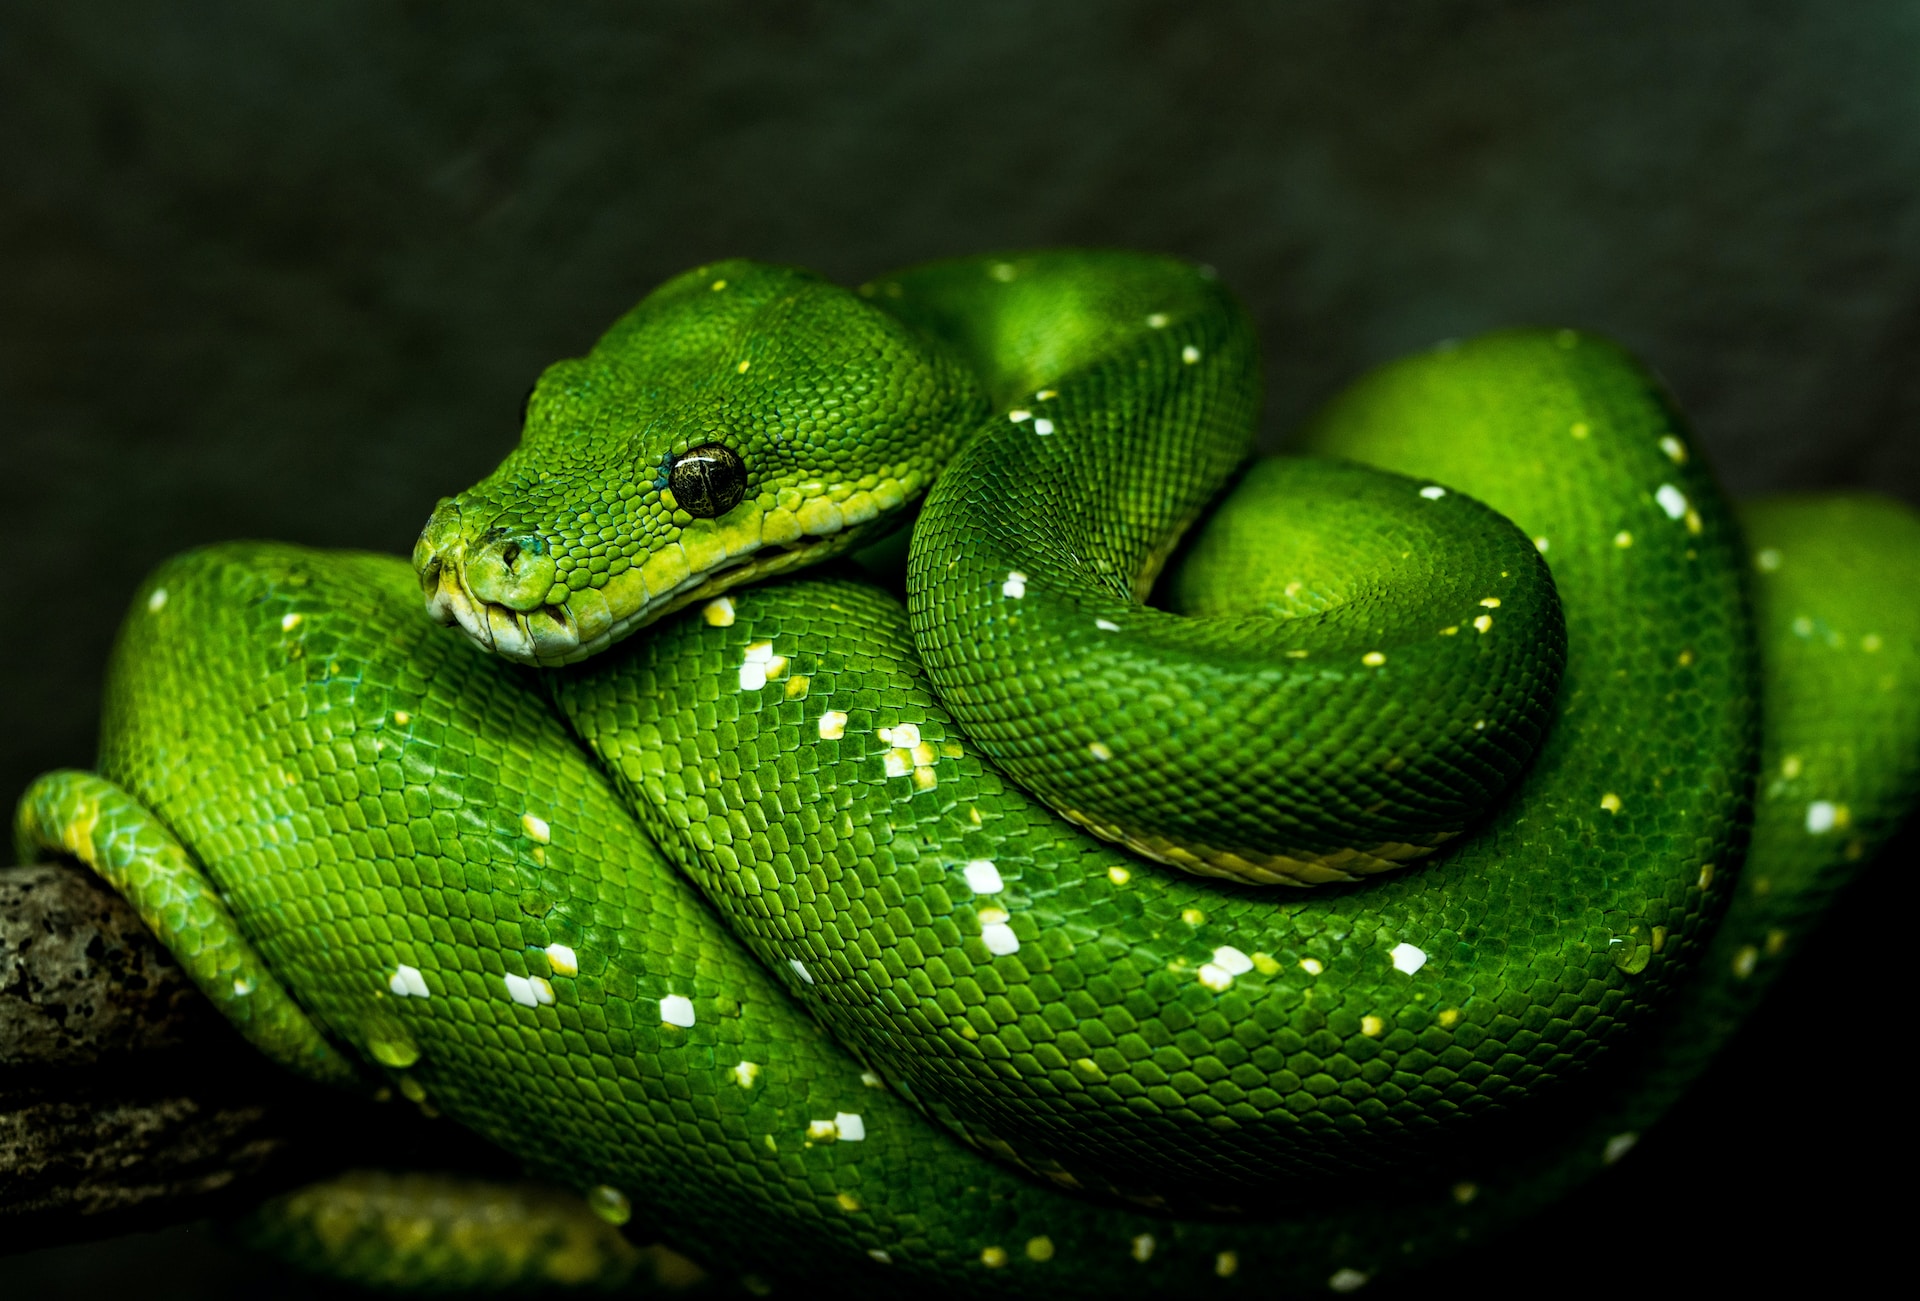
top-left (703, 597), bottom-right (735, 626)
top-left (1001, 571), bottom-right (1027, 599)
top-left (1211, 946), bottom-right (1254, 976)
top-left (1805, 801), bottom-right (1840, 833)
top-left (981, 921), bottom-right (1021, 956)
top-left (817, 710), bottom-right (848, 740)
top-left (1755, 548), bottom-right (1783, 573)
top-left (521, 812), bottom-right (551, 844)
top-left (1197, 964), bottom-right (1234, 992)
top-left (504, 973), bottom-right (554, 1007)
top-left (739, 640), bottom-right (776, 691)
top-left (1419, 485), bottom-right (1447, 500)
top-left (963, 859), bottom-right (1004, 894)
top-left (833, 1112), bottom-right (865, 1141)
top-left (878, 722), bottom-right (920, 748)
top-left (1131, 1234), bottom-right (1156, 1262)
top-left (868, 1249), bottom-right (892, 1264)
top-left (1088, 741), bottom-right (1113, 761)
top-left (281, 612), bottom-right (302, 631)
top-left (1660, 435), bottom-right (1688, 463)
top-left (1009, 410), bottom-right (1032, 423)
top-left (1533, 536), bottom-right (1550, 553)
top-left (789, 958), bottom-right (815, 984)
top-left (1389, 943), bottom-right (1428, 975)
top-left (544, 943), bottom-right (578, 977)
top-left (147, 588), bottom-right (167, 612)
top-left (1602, 1132), bottom-right (1638, 1165)
top-left (1095, 618), bottom-right (1120, 632)
top-left (1329, 1267), bottom-right (1371, 1292)
top-left (1655, 484), bottom-right (1689, 521)
top-left (732, 1061), bottom-right (760, 1087)
top-left (1145, 312), bottom-right (1169, 328)
top-left (232, 977), bottom-right (254, 996)
top-left (1032, 418), bottom-right (1055, 436)
top-left (389, 964), bottom-right (429, 998)
top-left (659, 994), bottom-right (696, 1027)
top-left (861, 1070), bottom-right (884, 1088)
top-left (1181, 344), bottom-right (1201, 364)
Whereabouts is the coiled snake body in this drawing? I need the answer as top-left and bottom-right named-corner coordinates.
top-left (19, 252), bottom-right (1920, 1294)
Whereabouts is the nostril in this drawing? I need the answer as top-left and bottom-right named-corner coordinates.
top-left (465, 532), bottom-right (556, 611)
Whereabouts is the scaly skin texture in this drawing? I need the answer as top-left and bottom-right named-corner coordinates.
top-left (15, 252), bottom-right (1920, 1296)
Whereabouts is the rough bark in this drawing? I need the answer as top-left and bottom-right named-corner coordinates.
top-left (0, 860), bottom-right (487, 1253)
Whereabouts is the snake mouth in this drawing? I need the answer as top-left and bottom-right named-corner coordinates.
top-left (418, 527), bottom-right (863, 667)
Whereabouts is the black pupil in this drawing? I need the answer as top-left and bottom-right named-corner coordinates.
top-left (668, 444), bottom-right (748, 519)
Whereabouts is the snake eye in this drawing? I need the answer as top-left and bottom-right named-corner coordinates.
top-left (668, 443), bottom-right (749, 519)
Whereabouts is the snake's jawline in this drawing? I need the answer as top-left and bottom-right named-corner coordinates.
top-left (435, 530), bottom-right (870, 666)
top-left (1054, 804), bottom-right (1452, 886)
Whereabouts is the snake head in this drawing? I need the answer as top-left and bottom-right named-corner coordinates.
top-left (414, 259), bottom-right (984, 665)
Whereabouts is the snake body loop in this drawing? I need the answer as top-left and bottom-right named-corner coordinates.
top-left (16, 252), bottom-right (1920, 1295)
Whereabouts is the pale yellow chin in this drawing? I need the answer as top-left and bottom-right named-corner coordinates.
top-left (426, 492), bottom-right (888, 666)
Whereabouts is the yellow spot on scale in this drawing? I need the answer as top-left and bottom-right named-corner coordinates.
top-left (817, 710), bottom-right (848, 740)
top-left (1089, 741), bottom-right (1113, 761)
top-left (1732, 945), bottom-right (1759, 978)
top-left (981, 1246), bottom-right (1008, 1268)
top-left (736, 359), bottom-right (751, 373)
top-left (1360, 1015), bottom-right (1384, 1037)
top-left (1453, 1181), bottom-right (1479, 1205)
top-left (1145, 312), bottom-right (1170, 328)
top-left (1131, 1234), bottom-right (1156, 1262)
top-left (703, 597), bottom-right (736, 626)
top-left (1362, 651), bottom-right (1386, 667)
top-left (522, 812), bottom-right (551, 843)
top-left (1570, 420), bottom-right (1590, 439)
top-left (1439, 625), bottom-right (1459, 636)
top-left (1756, 548), bottom-right (1783, 572)
top-left (913, 766), bottom-right (938, 790)
top-left (1181, 344), bottom-right (1201, 364)
top-left (732, 1061), bottom-right (760, 1088)
top-left (1677, 649), bottom-right (1695, 667)
top-left (392, 711), bottom-right (410, 726)
top-left (1299, 957), bottom-right (1325, 975)
top-left (1599, 793), bottom-right (1622, 814)
top-left (544, 943), bottom-right (578, 977)
top-left (1216, 1250), bottom-right (1239, 1277)
top-left (1614, 530), bottom-right (1634, 548)
top-left (1026, 1237), bottom-right (1055, 1262)
top-left (1473, 614), bottom-right (1493, 633)
top-left (1036, 389), bottom-right (1057, 400)
top-left (1863, 633), bottom-right (1884, 652)
top-left (1479, 597), bottom-right (1501, 608)
top-left (1533, 536), bottom-right (1550, 553)
top-left (1697, 863), bottom-right (1715, 889)
top-left (1180, 908), bottom-right (1207, 926)
top-left (784, 674), bottom-right (810, 699)
top-left (710, 279), bottom-right (727, 291)
top-left (1252, 952), bottom-right (1280, 975)
top-left (281, 612), bottom-right (302, 631)
top-left (1766, 928), bottom-right (1787, 955)
top-left (1437, 1007), bottom-right (1461, 1028)
top-left (1107, 865), bottom-right (1131, 885)
top-left (884, 749), bottom-right (913, 778)
top-left (835, 1192), bottom-right (861, 1212)
top-left (1685, 508), bottom-right (1703, 535)
top-left (1781, 754), bottom-right (1803, 779)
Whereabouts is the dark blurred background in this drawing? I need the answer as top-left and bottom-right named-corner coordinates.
top-left (2, 1), bottom-right (1914, 1296)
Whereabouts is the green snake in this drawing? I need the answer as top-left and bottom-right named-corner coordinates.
top-left (17, 251), bottom-right (1920, 1295)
